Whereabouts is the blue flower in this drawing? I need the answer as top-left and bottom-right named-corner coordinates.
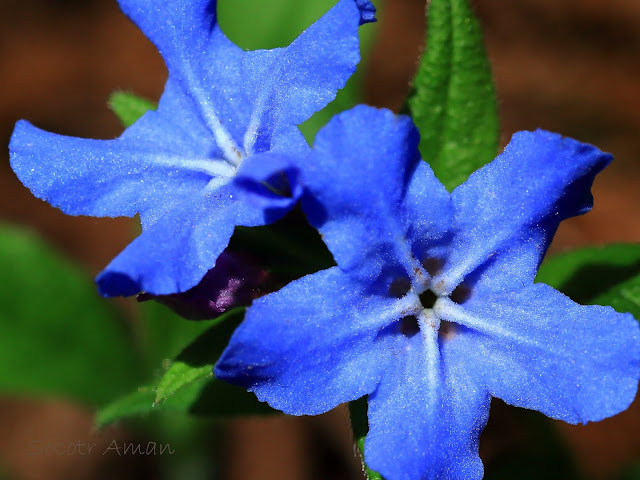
top-left (9, 0), bottom-right (374, 297)
top-left (215, 106), bottom-right (640, 480)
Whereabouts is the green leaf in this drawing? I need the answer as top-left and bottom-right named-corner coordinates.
top-left (138, 301), bottom-right (224, 371)
top-left (483, 406), bottom-right (580, 480)
top-left (230, 209), bottom-right (335, 280)
top-left (109, 91), bottom-right (156, 128)
top-left (95, 385), bottom-right (157, 428)
top-left (154, 308), bottom-right (245, 403)
top-left (593, 273), bottom-right (640, 317)
top-left (96, 308), bottom-right (275, 427)
top-left (0, 225), bottom-right (142, 406)
top-left (218, 0), bottom-right (340, 50)
top-left (407, 0), bottom-right (498, 191)
top-left (349, 397), bottom-right (384, 480)
top-left (617, 463), bottom-right (640, 480)
top-left (536, 244), bottom-right (640, 305)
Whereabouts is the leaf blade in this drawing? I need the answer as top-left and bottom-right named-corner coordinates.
top-left (109, 91), bottom-right (156, 128)
top-left (96, 308), bottom-right (276, 427)
top-left (0, 224), bottom-right (142, 406)
top-left (407, 0), bottom-right (498, 191)
top-left (536, 244), bottom-right (640, 304)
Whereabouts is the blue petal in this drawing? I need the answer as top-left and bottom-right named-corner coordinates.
top-left (233, 151), bottom-right (304, 223)
top-left (96, 183), bottom-right (264, 297)
top-left (118, 0), bottom-right (254, 161)
top-left (215, 267), bottom-right (407, 415)
top-left (365, 323), bottom-right (490, 480)
top-left (9, 75), bottom-right (242, 229)
top-left (9, 116), bottom-right (215, 225)
top-left (403, 160), bottom-right (454, 271)
top-left (119, 0), bottom-right (372, 161)
top-left (241, 0), bottom-right (374, 153)
top-left (435, 283), bottom-right (640, 423)
top-left (355, 0), bottom-right (377, 24)
top-left (303, 105), bottom-right (441, 291)
top-left (436, 130), bottom-right (612, 294)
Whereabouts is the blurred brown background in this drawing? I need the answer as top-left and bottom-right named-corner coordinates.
top-left (1, 0), bottom-right (639, 479)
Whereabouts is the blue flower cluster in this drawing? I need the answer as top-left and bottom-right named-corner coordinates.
top-left (9, 1), bottom-right (640, 479)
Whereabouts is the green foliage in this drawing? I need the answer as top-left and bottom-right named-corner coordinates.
top-left (96, 308), bottom-right (275, 428)
top-left (0, 225), bottom-right (142, 406)
top-left (536, 244), bottom-right (640, 306)
top-left (617, 463), bottom-right (640, 480)
top-left (407, 0), bottom-right (498, 191)
top-left (218, 0), bottom-right (343, 50)
top-left (231, 209), bottom-right (335, 279)
top-left (153, 309), bottom-right (244, 404)
top-left (109, 91), bottom-right (156, 128)
top-left (593, 273), bottom-right (640, 317)
top-left (483, 407), bottom-right (580, 480)
top-left (138, 301), bottom-right (222, 372)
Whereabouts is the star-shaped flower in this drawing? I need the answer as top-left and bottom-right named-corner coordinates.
top-left (215, 106), bottom-right (640, 480)
top-left (9, 0), bottom-right (374, 297)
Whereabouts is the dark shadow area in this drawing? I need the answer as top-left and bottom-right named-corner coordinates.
top-left (554, 261), bottom-right (640, 304)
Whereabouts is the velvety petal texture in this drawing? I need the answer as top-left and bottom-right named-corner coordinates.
top-left (435, 130), bottom-right (612, 295)
top-left (303, 106), bottom-right (451, 293)
top-left (216, 267), bottom-right (407, 415)
top-left (435, 284), bottom-right (640, 423)
top-left (217, 105), bottom-right (640, 480)
top-left (366, 331), bottom-right (490, 480)
top-left (96, 183), bottom-right (264, 297)
top-left (10, 0), bottom-right (375, 296)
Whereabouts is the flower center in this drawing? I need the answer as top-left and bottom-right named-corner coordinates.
top-left (418, 289), bottom-right (438, 309)
top-left (389, 262), bottom-right (471, 341)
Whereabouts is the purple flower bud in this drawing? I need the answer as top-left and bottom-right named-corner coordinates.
top-left (138, 251), bottom-right (268, 320)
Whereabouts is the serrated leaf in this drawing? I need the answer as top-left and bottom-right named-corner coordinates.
top-left (155, 363), bottom-right (213, 404)
top-left (0, 224), bottom-right (142, 406)
top-left (109, 91), bottom-right (156, 128)
top-left (154, 308), bottom-right (244, 399)
top-left (96, 308), bottom-right (275, 427)
top-left (95, 386), bottom-right (156, 428)
top-left (138, 300), bottom-right (223, 371)
top-left (407, 0), bottom-right (498, 191)
top-left (536, 244), bottom-right (640, 304)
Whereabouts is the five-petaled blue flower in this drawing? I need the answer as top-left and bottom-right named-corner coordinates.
top-left (9, 0), bottom-right (374, 297)
top-left (215, 106), bottom-right (640, 480)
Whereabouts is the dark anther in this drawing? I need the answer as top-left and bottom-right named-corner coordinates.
top-left (419, 289), bottom-right (438, 309)
top-left (438, 320), bottom-right (457, 341)
top-left (450, 284), bottom-right (471, 304)
top-left (422, 257), bottom-right (444, 276)
top-left (399, 315), bottom-right (420, 337)
top-left (388, 278), bottom-right (411, 298)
